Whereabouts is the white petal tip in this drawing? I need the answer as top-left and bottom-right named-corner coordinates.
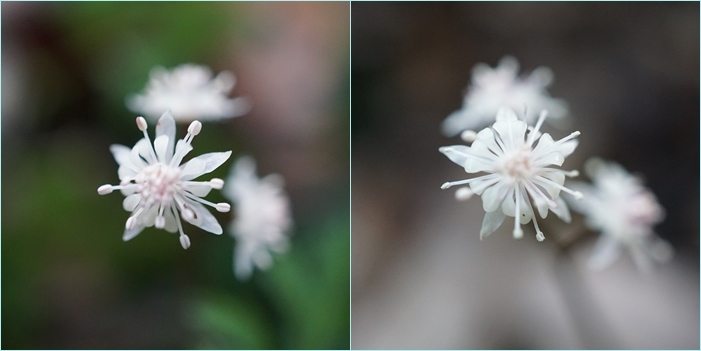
top-left (441, 182), bottom-right (452, 190)
top-left (216, 203), bottom-right (231, 213)
top-left (155, 215), bottom-right (165, 229)
top-left (439, 147), bottom-right (453, 153)
top-left (125, 216), bottom-right (137, 231)
top-left (536, 232), bottom-right (545, 242)
top-left (460, 130), bottom-right (477, 143)
top-left (97, 184), bottom-right (113, 195)
top-left (210, 178), bottom-right (224, 189)
top-left (188, 121), bottom-right (202, 136)
top-left (136, 117), bottom-right (148, 131)
top-left (179, 235), bottom-right (191, 250)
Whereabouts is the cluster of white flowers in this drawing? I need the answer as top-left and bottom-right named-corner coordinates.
top-left (100, 64), bottom-right (292, 280)
top-left (127, 64), bottom-right (251, 122)
top-left (440, 56), bottom-right (671, 272)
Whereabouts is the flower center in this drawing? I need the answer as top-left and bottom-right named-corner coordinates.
top-left (135, 164), bottom-right (181, 207)
top-left (499, 146), bottom-right (533, 180)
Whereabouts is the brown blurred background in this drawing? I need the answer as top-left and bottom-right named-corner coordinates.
top-left (352, 2), bottom-right (699, 349)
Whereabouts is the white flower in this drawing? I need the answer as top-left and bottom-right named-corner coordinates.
top-left (441, 56), bottom-right (568, 137)
top-left (566, 158), bottom-right (673, 272)
top-left (98, 110), bottom-right (232, 249)
top-left (440, 106), bottom-right (582, 241)
top-left (127, 64), bottom-right (251, 122)
top-left (223, 156), bottom-right (292, 280)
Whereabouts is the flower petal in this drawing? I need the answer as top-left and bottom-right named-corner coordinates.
top-left (171, 139), bottom-right (193, 166)
top-left (161, 206), bottom-right (177, 233)
top-left (123, 225), bottom-right (145, 241)
top-left (480, 210), bottom-right (506, 239)
top-left (439, 145), bottom-right (471, 167)
top-left (179, 158), bottom-right (206, 181)
top-left (153, 135), bottom-right (169, 164)
top-left (184, 182), bottom-right (213, 197)
top-left (532, 133), bottom-right (554, 156)
top-left (558, 139), bottom-right (578, 157)
top-left (536, 170), bottom-right (565, 199)
top-left (234, 242), bottom-right (254, 280)
top-left (110, 144), bottom-right (138, 170)
top-left (493, 115), bottom-right (526, 151)
top-left (587, 236), bottom-right (622, 271)
top-left (155, 110), bottom-right (176, 163)
top-left (118, 166), bottom-right (137, 181)
top-left (187, 151), bottom-right (232, 177)
top-left (123, 194), bottom-right (141, 212)
top-left (474, 128), bottom-right (502, 156)
top-left (481, 181), bottom-right (509, 213)
top-left (140, 205), bottom-right (158, 227)
top-left (469, 174), bottom-right (499, 195)
top-left (130, 139), bottom-right (151, 168)
top-left (441, 109), bottom-right (478, 137)
top-left (550, 196), bottom-right (572, 223)
top-left (183, 200), bottom-right (223, 234)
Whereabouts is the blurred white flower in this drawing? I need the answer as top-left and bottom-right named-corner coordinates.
top-left (127, 64), bottom-right (251, 122)
top-left (440, 106), bottom-right (582, 241)
top-left (567, 158), bottom-right (673, 272)
top-left (224, 156), bottom-right (293, 280)
top-left (98, 110), bottom-right (232, 249)
top-left (441, 56), bottom-right (569, 137)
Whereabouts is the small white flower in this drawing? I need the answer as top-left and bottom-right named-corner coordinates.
top-left (567, 158), bottom-right (673, 272)
top-left (98, 110), bottom-right (232, 249)
top-left (441, 56), bottom-right (568, 137)
top-left (440, 106), bottom-right (582, 241)
top-left (127, 64), bottom-right (251, 122)
top-left (223, 156), bottom-right (293, 280)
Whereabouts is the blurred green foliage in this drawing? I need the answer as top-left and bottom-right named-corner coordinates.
top-left (2, 2), bottom-right (349, 349)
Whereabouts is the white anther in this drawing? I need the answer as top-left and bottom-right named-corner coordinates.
top-left (573, 191), bottom-right (584, 200)
top-left (455, 187), bottom-right (474, 201)
top-left (210, 178), bottom-right (224, 189)
top-left (216, 203), bottom-right (231, 213)
top-left (441, 182), bottom-right (452, 190)
top-left (136, 117), bottom-right (148, 131)
top-left (567, 170), bottom-right (580, 178)
top-left (98, 184), bottom-right (113, 195)
top-left (536, 232), bottom-right (545, 242)
top-left (513, 228), bottom-right (523, 239)
top-left (179, 234), bottom-right (191, 250)
top-left (460, 130), bottom-right (477, 143)
top-left (188, 121), bottom-right (202, 136)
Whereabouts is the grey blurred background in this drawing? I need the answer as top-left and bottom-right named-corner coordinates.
top-left (3, 2), bottom-right (349, 349)
top-left (352, 2), bottom-right (699, 349)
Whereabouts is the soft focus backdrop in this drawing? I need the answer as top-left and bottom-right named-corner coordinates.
top-left (352, 2), bottom-right (699, 349)
top-left (2, 2), bottom-right (349, 349)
